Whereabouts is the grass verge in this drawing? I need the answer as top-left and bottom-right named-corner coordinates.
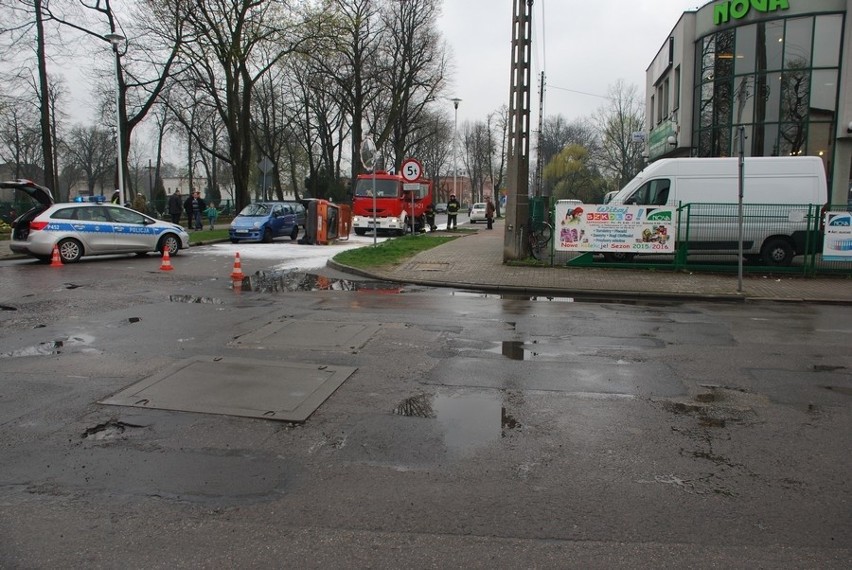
top-left (189, 228), bottom-right (230, 244)
top-left (333, 234), bottom-right (458, 268)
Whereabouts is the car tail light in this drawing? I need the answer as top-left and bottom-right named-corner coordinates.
top-left (29, 221), bottom-right (48, 231)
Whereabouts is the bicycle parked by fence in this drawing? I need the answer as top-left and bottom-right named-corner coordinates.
top-left (528, 218), bottom-right (552, 261)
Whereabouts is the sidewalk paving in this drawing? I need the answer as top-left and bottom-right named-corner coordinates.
top-left (330, 218), bottom-right (852, 305)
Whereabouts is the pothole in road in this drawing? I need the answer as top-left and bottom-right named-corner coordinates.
top-left (82, 419), bottom-right (146, 441)
top-left (240, 270), bottom-right (403, 293)
top-left (169, 294), bottom-right (225, 304)
top-left (0, 334), bottom-right (99, 358)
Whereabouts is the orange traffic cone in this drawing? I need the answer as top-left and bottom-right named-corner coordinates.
top-left (230, 252), bottom-right (244, 280)
top-left (159, 249), bottom-right (174, 271)
top-left (50, 245), bottom-right (63, 267)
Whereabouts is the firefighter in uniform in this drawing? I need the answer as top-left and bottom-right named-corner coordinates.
top-left (446, 194), bottom-right (460, 230)
top-left (425, 203), bottom-right (437, 232)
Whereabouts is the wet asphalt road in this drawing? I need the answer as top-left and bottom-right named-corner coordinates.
top-left (0, 248), bottom-right (850, 568)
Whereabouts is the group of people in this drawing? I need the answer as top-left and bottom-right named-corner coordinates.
top-left (424, 194), bottom-right (495, 231)
top-left (167, 189), bottom-right (217, 230)
top-left (108, 188), bottom-right (218, 230)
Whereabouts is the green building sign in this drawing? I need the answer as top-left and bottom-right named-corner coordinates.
top-left (714, 0), bottom-right (790, 25)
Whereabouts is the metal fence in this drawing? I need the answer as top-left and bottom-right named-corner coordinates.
top-left (548, 202), bottom-right (852, 277)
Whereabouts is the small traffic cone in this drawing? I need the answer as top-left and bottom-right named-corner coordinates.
top-left (230, 252), bottom-right (244, 280)
top-left (50, 245), bottom-right (63, 267)
top-left (159, 249), bottom-right (174, 271)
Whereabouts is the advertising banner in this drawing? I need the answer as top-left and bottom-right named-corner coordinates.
top-left (822, 211), bottom-right (852, 261)
top-left (554, 203), bottom-right (677, 254)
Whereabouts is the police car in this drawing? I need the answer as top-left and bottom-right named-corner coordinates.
top-left (3, 179), bottom-right (190, 263)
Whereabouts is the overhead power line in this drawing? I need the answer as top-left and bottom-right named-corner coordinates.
top-left (549, 85), bottom-right (611, 100)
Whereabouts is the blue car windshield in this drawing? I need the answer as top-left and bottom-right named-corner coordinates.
top-left (239, 203), bottom-right (270, 216)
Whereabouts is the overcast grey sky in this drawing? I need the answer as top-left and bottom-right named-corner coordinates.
top-left (438, 0), bottom-right (704, 126)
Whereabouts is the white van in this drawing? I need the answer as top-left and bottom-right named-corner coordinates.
top-left (610, 157), bottom-right (827, 265)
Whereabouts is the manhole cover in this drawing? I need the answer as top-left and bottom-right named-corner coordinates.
top-left (100, 356), bottom-right (356, 422)
top-left (233, 320), bottom-right (381, 351)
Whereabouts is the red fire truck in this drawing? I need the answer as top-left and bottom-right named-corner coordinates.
top-left (351, 168), bottom-right (433, 236)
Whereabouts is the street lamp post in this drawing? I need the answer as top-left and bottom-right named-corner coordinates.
top-left (451, 98), bottom-right (461, 202)
top-left (104, 32), bottom-right (125, 206)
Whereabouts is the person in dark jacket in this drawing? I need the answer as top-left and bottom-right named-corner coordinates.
top-left (446, 194), bottom-right (460, 230)
top-left (167, 190), bottom-right (183, 225)
top-left (184, 190), bottom-right (206, 231)
top-left (485, 196), bottom-right (495, 230)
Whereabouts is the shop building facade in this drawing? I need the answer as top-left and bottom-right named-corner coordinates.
top-left (646, 0), bottom-right (852, 205)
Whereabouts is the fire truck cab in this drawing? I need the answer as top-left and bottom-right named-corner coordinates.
top-left (351, 171), bottom-right (432, 236)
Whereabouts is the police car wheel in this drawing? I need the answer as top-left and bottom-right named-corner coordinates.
top-left (158, 234), bottom-right (180, 256)
top-left (58, 238), bottom-right (83, 263)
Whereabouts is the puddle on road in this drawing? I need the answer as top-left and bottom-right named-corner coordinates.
top-left (489, 341), bottom-right (535, 361)
top-left (394, 391), bottom-right (521, 454)
top-left (240, 270), bottom-right (403, 294)
top-left (451, 292), bottom-right (575, 302)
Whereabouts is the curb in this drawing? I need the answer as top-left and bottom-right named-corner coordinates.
top-left (326, 259), bottom-right (852, 305)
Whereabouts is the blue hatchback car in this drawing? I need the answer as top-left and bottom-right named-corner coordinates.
top-left (229, 201), bottom-right (306, 243)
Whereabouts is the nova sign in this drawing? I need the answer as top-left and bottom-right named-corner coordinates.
top-left (714, 0), bottom-right (790, 25)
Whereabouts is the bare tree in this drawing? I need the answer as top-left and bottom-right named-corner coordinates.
top-left (42, 0), bottom-right (186, 200)
top-left (408, 110), bottom-right (452, 201)
top-left (62, 124), bottom-right (114, 196)
top-left (307, 0), bottom-right (382, 182)
top-left (593, 80), bottom-right (645, 189)
top-left (459, 120), bottom-right (494, 204)
top-left (162, 0), bottom-right (328, 211)
top-left (0, 95), bottom-right (43, 180)
top-left (371, 0), bottom-right (449, 169)
top-left (0, 0), bottom-right (66, 190)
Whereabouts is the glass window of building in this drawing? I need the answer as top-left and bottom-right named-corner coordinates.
top-left (693, 12), bottom-right (842, 162)
top-left (784, 18), bottom-right (812, 70)
top-left (813, 15), bottom-right (842, 68)
top-left (735, 25), bottom-right (756, 75)
top-left (674, 66), bottom-right (681, 110)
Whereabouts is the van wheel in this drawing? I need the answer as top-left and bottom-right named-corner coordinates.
top-left (760, 238), bottom-right (794, 266)
top-left (262, 228), bottom-right (273, 243)
top-left (603, 252), bottom-right (635, 263)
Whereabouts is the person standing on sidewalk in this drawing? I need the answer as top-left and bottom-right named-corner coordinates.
top-left (446, 194), bottom-right (460, 230)
top-left (184, 190), bottom-right (206, 231)
top-left (167, 190), bottom-right (183, 225)
top-left (485, 196), bottom-right (495, 230)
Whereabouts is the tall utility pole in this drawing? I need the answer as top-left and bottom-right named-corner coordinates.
top-left (504, 0), bottom-right (534, 261)
top-left (534, 71), bottom-right (546, 197)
